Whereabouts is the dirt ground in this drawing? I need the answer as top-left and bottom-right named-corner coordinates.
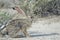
top-left (0, 16), bottom-right (60, 40)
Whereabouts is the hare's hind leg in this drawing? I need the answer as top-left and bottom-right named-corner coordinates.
top-left (22, 28), bottom-right (30, 37)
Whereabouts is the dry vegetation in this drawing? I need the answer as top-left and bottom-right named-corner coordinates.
top-left (0, 0), bottom-right (60, 23)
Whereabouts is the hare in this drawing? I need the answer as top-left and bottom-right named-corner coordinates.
top-left (0, 12), bottom-right (33, 38)
top-left (0, 6), bottom-right (34, 38)
top-left (4, 18), bottom-right (32, 38)
top-left (0, 0), bottom-right (34, 37)
top-left (6, 6), bottom-right (35, 38)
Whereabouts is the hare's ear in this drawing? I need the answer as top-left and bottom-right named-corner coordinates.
top-left (14, 6), bottom-right (25, 14)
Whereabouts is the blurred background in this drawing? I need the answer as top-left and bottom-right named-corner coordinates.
top-left (0, 0), bottom-right (60, 26)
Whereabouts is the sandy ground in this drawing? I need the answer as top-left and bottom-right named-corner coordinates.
top-left (0, 16), bottom-right (60, 40)
top-left (28, 16), bottom-right (60, 40)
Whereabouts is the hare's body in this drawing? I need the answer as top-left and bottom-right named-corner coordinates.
top-left (5, 19), bottom-right (32, 38)
top-left (0, 0), bottom-right (34, 38)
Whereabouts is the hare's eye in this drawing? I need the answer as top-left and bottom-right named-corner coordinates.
top-left (12, 7), bottom-right (15, 10)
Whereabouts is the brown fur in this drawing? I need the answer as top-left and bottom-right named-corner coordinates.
top-left (5, 19), bottom-right (32, 38)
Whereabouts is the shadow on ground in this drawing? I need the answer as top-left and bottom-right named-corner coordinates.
top-left (15, 31), bottom-right (60, 38)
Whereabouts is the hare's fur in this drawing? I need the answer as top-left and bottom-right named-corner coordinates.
top-left (4, 19), bottom-right (32, 38)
